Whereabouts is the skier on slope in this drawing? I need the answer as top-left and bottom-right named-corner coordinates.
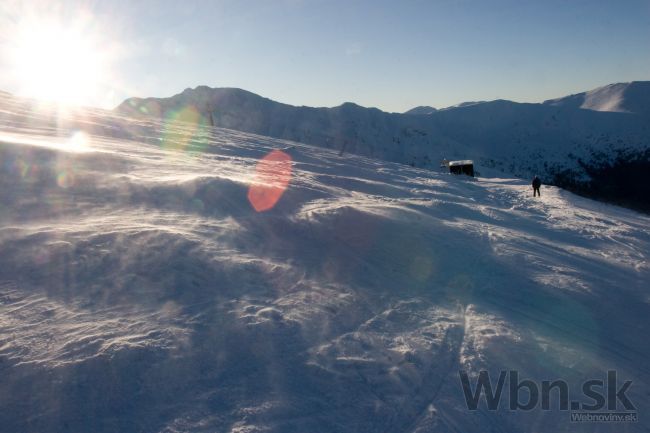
top-left (532, 175), bottom-right (541, 197)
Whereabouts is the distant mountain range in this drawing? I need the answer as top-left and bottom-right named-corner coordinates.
top-left (117, 81), bottom-right (650, 210)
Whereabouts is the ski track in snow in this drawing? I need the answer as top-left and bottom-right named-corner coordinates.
top-left (0, 94), bottom-right (649, 432)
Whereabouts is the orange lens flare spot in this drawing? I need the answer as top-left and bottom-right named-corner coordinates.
top-left (247, 150), bottom-right (293, 212)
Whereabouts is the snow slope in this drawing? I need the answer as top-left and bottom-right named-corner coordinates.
top-left (2, 92), bottom-right (650, 432)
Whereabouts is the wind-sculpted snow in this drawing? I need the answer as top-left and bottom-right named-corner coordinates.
top-left (1, 93), bottom-right (649, 432)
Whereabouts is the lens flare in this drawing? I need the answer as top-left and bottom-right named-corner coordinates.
top-left (247, 150), bottom-right (293, 212)
top-left (161, 104), bottom-right (210, 153)
top-left (56, 169), bottom-right (74, 189)
top-left (56, 157), bottom-right (77, 188)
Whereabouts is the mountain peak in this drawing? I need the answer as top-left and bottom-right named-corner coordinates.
top-left (440, 101), bottom-right (489, 111)
top-left (404, 106), bottom-right (437, 115)
top-left (543, 81), bottom-right (650, 116)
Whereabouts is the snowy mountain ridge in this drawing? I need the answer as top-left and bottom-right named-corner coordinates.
top-left (543, 81), bottom-right (650, 116)
top-left (117, 81), bottom-right (650, 210)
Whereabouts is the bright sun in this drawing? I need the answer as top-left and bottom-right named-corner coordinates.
top-left (6, 14), bottom-right (109, 106)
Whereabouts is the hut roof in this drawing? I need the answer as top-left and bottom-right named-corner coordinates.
top-left (448, 160), bottom-right (474, 167)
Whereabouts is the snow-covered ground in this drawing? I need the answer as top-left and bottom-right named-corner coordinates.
top-left (1, 93), bottom-right (649, 432)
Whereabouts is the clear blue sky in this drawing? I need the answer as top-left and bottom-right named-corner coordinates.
top-left (1, 0), bottom-right (649, 111)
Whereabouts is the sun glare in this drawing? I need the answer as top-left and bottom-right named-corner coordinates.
top-left (6, 14), bottom-right (109, 107)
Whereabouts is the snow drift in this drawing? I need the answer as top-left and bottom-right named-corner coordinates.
top-left (1, 92), bottom-right (649, 432)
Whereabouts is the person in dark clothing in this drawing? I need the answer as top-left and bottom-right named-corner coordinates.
top-left (532, 175), bottom-right (541, 197)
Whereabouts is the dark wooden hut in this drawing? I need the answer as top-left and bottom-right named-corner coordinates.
top-left (447, 160), bottom-right (474, 177)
